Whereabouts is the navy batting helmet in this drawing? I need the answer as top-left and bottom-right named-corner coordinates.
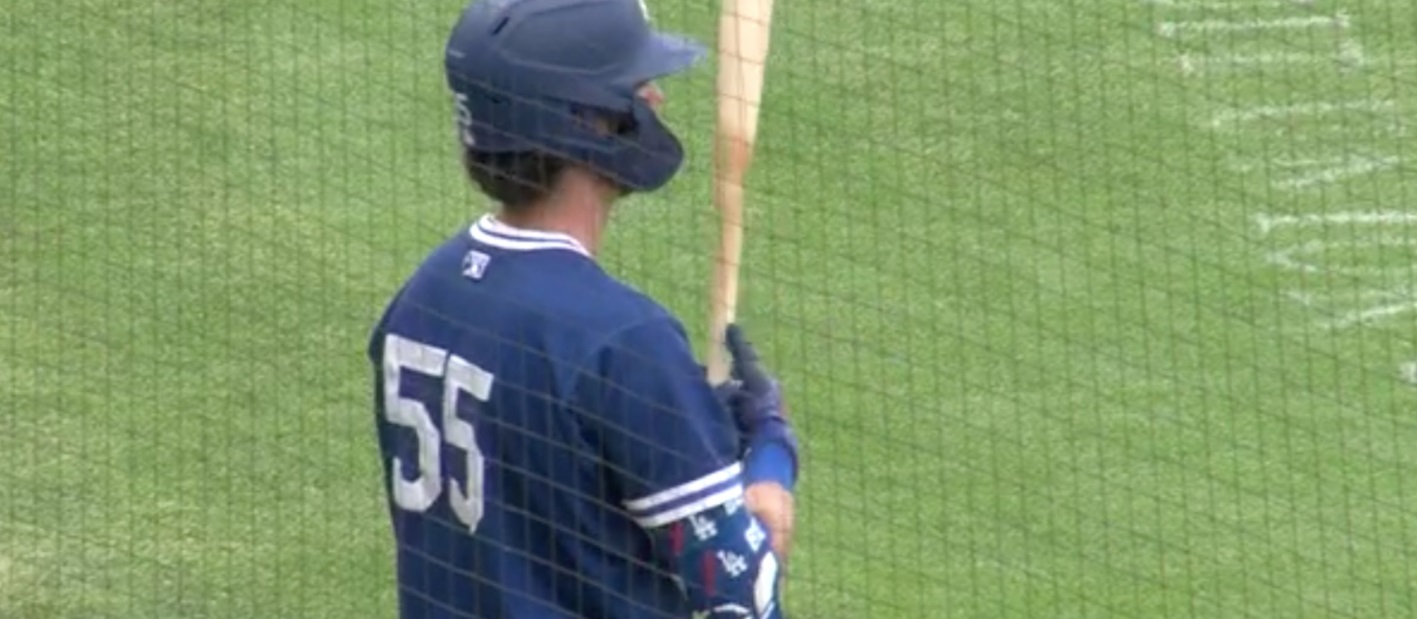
top-left (444, 0), bottom-right (706, 192)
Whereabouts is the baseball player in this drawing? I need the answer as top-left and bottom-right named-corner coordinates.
top-left (366, 0), bottom-right (801, 617)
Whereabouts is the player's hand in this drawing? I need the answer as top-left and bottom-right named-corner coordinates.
top-left (709, 377), bottom-right (742, 416)
top-left (745, 481), bottom-right (796, 565)
top-left (722, 324), bottom-right (797, 473)
top-left (722, 324), bottom-right (789, 431)
top-left (724, 324), bottom-right (799, 569)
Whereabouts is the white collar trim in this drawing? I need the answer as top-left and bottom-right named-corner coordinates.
top-left (468, 214), bottom-right (590, 257)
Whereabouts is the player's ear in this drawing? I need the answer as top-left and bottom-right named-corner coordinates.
top-left (576, 110), bottom-right (634, 138)
top-left (637, 82), bottom-right (665, 112)
top-left (564, 99), bottom-right (634, 139)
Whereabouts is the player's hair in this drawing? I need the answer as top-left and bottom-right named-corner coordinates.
top-left (460, 108), bottom-right (641, 210)
top-left (461, 149), bottom-right (569, 212)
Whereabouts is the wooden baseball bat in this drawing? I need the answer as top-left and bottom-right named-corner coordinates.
top-left (706, 0), bottom-right (774, 385)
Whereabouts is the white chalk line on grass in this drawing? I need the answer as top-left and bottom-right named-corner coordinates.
top-left (1158, 12), bottom-right (1349, 38)
top-left (1284, 288), bottom-right (1417, 332)
top-left (1143, 0), bottom-right (1317, 9)
top-left (1282, 286), bottom-right (1417, 333)
top-left (1231, 152), bottom-right (1407, 191)
top-left (1234, 117), bottom-right (1409, 144)
top-left (1323, 298), bottom-right (1417, 330)
top-left (1157, 6), bottom-right (1404, 194)
top-left (1337, 38), bottom-right (1368, 66)
top-left (1284, 290), bottom-right (1322, 307)
top-left (1274, 155), bottom-right (1401, 190)
top-left (1399, 361), bottom-right (1417, 386)
top-left (1226, 131), bottom-right (1404, 194)
top-left (1256, 211), bottom-right (1417, 330)
top-left (1177, 40), bottom-right (1368, 75)
top-left (1228, 153), bottom-right (1382, 172)
top-left (1263, 237), bottom-right (1417, 276)
top-left (1231, 154), bottom-right (1345, 170)
top-left (1286, 288), bottom-right (1415, 307)
top-left (1208, 99), bottom-right (1395, 129)
top-left (1178, 52), bottom-right (1349, 74)
top-left (1149, 2), bottom-right (1417, 335)
top-left (1281, 279), bottom-right (1417, 332)
top-left (1254, 210), bottom-right (1417, 236)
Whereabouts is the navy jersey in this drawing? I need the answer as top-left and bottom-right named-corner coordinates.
top-left (368, 214), bottom-right (745, 619)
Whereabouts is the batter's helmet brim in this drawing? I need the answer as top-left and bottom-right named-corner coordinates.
top-left (618, 31), bottom-right (707, 88)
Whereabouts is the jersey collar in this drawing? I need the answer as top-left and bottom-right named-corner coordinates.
top-left (468, 214), bottom-right (591, 257)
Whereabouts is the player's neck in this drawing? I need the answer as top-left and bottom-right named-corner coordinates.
top-left (495, 194), bottom-right (612, 258)
top-left (495, 169), bottom-right (619, 256)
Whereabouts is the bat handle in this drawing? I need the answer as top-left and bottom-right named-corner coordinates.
top-left (706, 177), bottom-right (745, 386)
top-left (706, 321), bottom-right (734, 385)
top-left (705, 255), bottom-right (737, 385)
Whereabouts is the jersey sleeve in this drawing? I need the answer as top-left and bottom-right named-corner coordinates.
top-left (574, 317), bottom-right (745, 529)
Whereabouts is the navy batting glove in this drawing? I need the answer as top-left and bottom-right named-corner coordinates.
top-left (702, 363), bottom-right (742, 411)
top-left (711, 380), bottom-right (742, 415)
top-left (723, 324), bottom-right (783, 428)
top-left (724, 325), bottom-right (769, 392)
top-left (723, 325), bottom-right (799, 482)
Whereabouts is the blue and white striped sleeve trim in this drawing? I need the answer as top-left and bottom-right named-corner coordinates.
top-left (623, 463), bottom-right (745, 528)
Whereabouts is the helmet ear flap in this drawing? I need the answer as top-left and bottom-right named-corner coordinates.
top-left (581, 98), bottom-right (684, 192)
top-left (452, 86), bottom-right (684, 193)
top-left (565, 107), bottom-right (643, 196)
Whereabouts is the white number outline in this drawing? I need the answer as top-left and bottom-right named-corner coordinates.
top-left (453, 92), bottom-right (476, 147)
top-left (382, 333), bottom-right (490, 532)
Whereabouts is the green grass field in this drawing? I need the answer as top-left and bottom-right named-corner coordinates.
top-left (5, 0), bottom-right (1417, 617)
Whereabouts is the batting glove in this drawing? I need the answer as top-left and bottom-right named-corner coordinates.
top-left (723, 325), bottom-right (798, 471)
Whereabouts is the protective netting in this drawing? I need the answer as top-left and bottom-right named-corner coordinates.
top-left (4, 0), bottom-right (1416, 618)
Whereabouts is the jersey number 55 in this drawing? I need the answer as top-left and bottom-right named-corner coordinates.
top-left (381, 333), bottom-right (491, 532)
